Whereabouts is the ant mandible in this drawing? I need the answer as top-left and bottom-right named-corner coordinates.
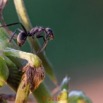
top-left (0, 22), bottom-right (54, 53)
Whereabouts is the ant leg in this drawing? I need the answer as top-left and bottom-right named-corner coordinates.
top-left (36, 35), bottom-right (49, 53)
top-left (37, 40), bottom-right (48, 54)
top-left (9, 29), bottom-right (19, 42)
top-left (36, 35), bottom-right (46, 42)
top-left (17, 28), bottom-right (23, 32)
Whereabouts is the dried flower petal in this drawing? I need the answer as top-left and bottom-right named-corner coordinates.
top-left (0, 0), bottom-right (8, 12)
top-left (0, 0), bottom-right (9, 30)
top-left (22, 64), bottom-right (45, 91)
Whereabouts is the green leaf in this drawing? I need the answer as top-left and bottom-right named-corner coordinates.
top-left (69, 90), bottom-right (92, 103)
top-left (4, 47), bottom-right (42, 68)
top-left (57, 76), bottom-right (70, 103)
top-left (0, 56), bottom-right (9, 86)
top-left (58, 89), bottom-right (68, 103)
top-left (60, 76), bottom-right (70, 90)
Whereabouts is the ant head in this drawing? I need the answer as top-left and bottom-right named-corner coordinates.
top-left (17, 31), bottom-right (27, 46)
top-left (45, 28), bottom-right (54, 40)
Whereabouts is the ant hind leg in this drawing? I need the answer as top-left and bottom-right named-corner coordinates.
top-left (9, 29), bottom-right (18, 42)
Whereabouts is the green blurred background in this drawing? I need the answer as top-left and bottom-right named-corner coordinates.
top-left (1, 0), bottom-right (103, 102)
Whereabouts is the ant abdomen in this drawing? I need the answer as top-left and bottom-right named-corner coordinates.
top-left (17, 31), bottom-right (27, 46)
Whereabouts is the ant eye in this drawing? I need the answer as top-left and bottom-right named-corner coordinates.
top-left (45, 28), bottom-right (52, 34)
top-left (45, 28), bottom-right (54, 40)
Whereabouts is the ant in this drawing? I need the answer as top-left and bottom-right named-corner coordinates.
top-left (0, 22), bottom-right (54, 53)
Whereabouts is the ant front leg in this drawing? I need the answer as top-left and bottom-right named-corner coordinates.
top-left (36, 35), bottom-right (48, 54)
top-left (36, 40), bottom-right (48, 54)
top-left (36, 35), bottom-right (49, 54)
top-left (36, 35), bottom-right (46, 42)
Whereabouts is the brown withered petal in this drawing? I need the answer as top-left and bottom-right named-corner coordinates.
top-left (0, 0), bottom-right (8, 13)
top-left (0, 0), bottom-right (13, 35)
top-left (0, 0), bottom-right (8, 23)
top-left (22, 64), bottom-right (45, 91)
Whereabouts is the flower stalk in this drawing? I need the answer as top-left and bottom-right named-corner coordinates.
top-left (13, 0), bottom-right (57, 85)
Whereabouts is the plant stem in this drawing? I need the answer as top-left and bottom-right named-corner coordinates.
top-left (15, 81), bottom-right (30, 103)
top-left (13, 0), bottom-right (57, 84)
top-left (33, 83), bottom-right (54, 103)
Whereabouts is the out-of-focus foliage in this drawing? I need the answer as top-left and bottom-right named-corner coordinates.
top-left (69, 90), bottom-right (92, 103)
top-left (57, 77), bottom-right (92, 103)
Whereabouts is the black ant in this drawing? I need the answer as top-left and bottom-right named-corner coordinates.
top-left (0, 22), bottom-right (54, 53)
